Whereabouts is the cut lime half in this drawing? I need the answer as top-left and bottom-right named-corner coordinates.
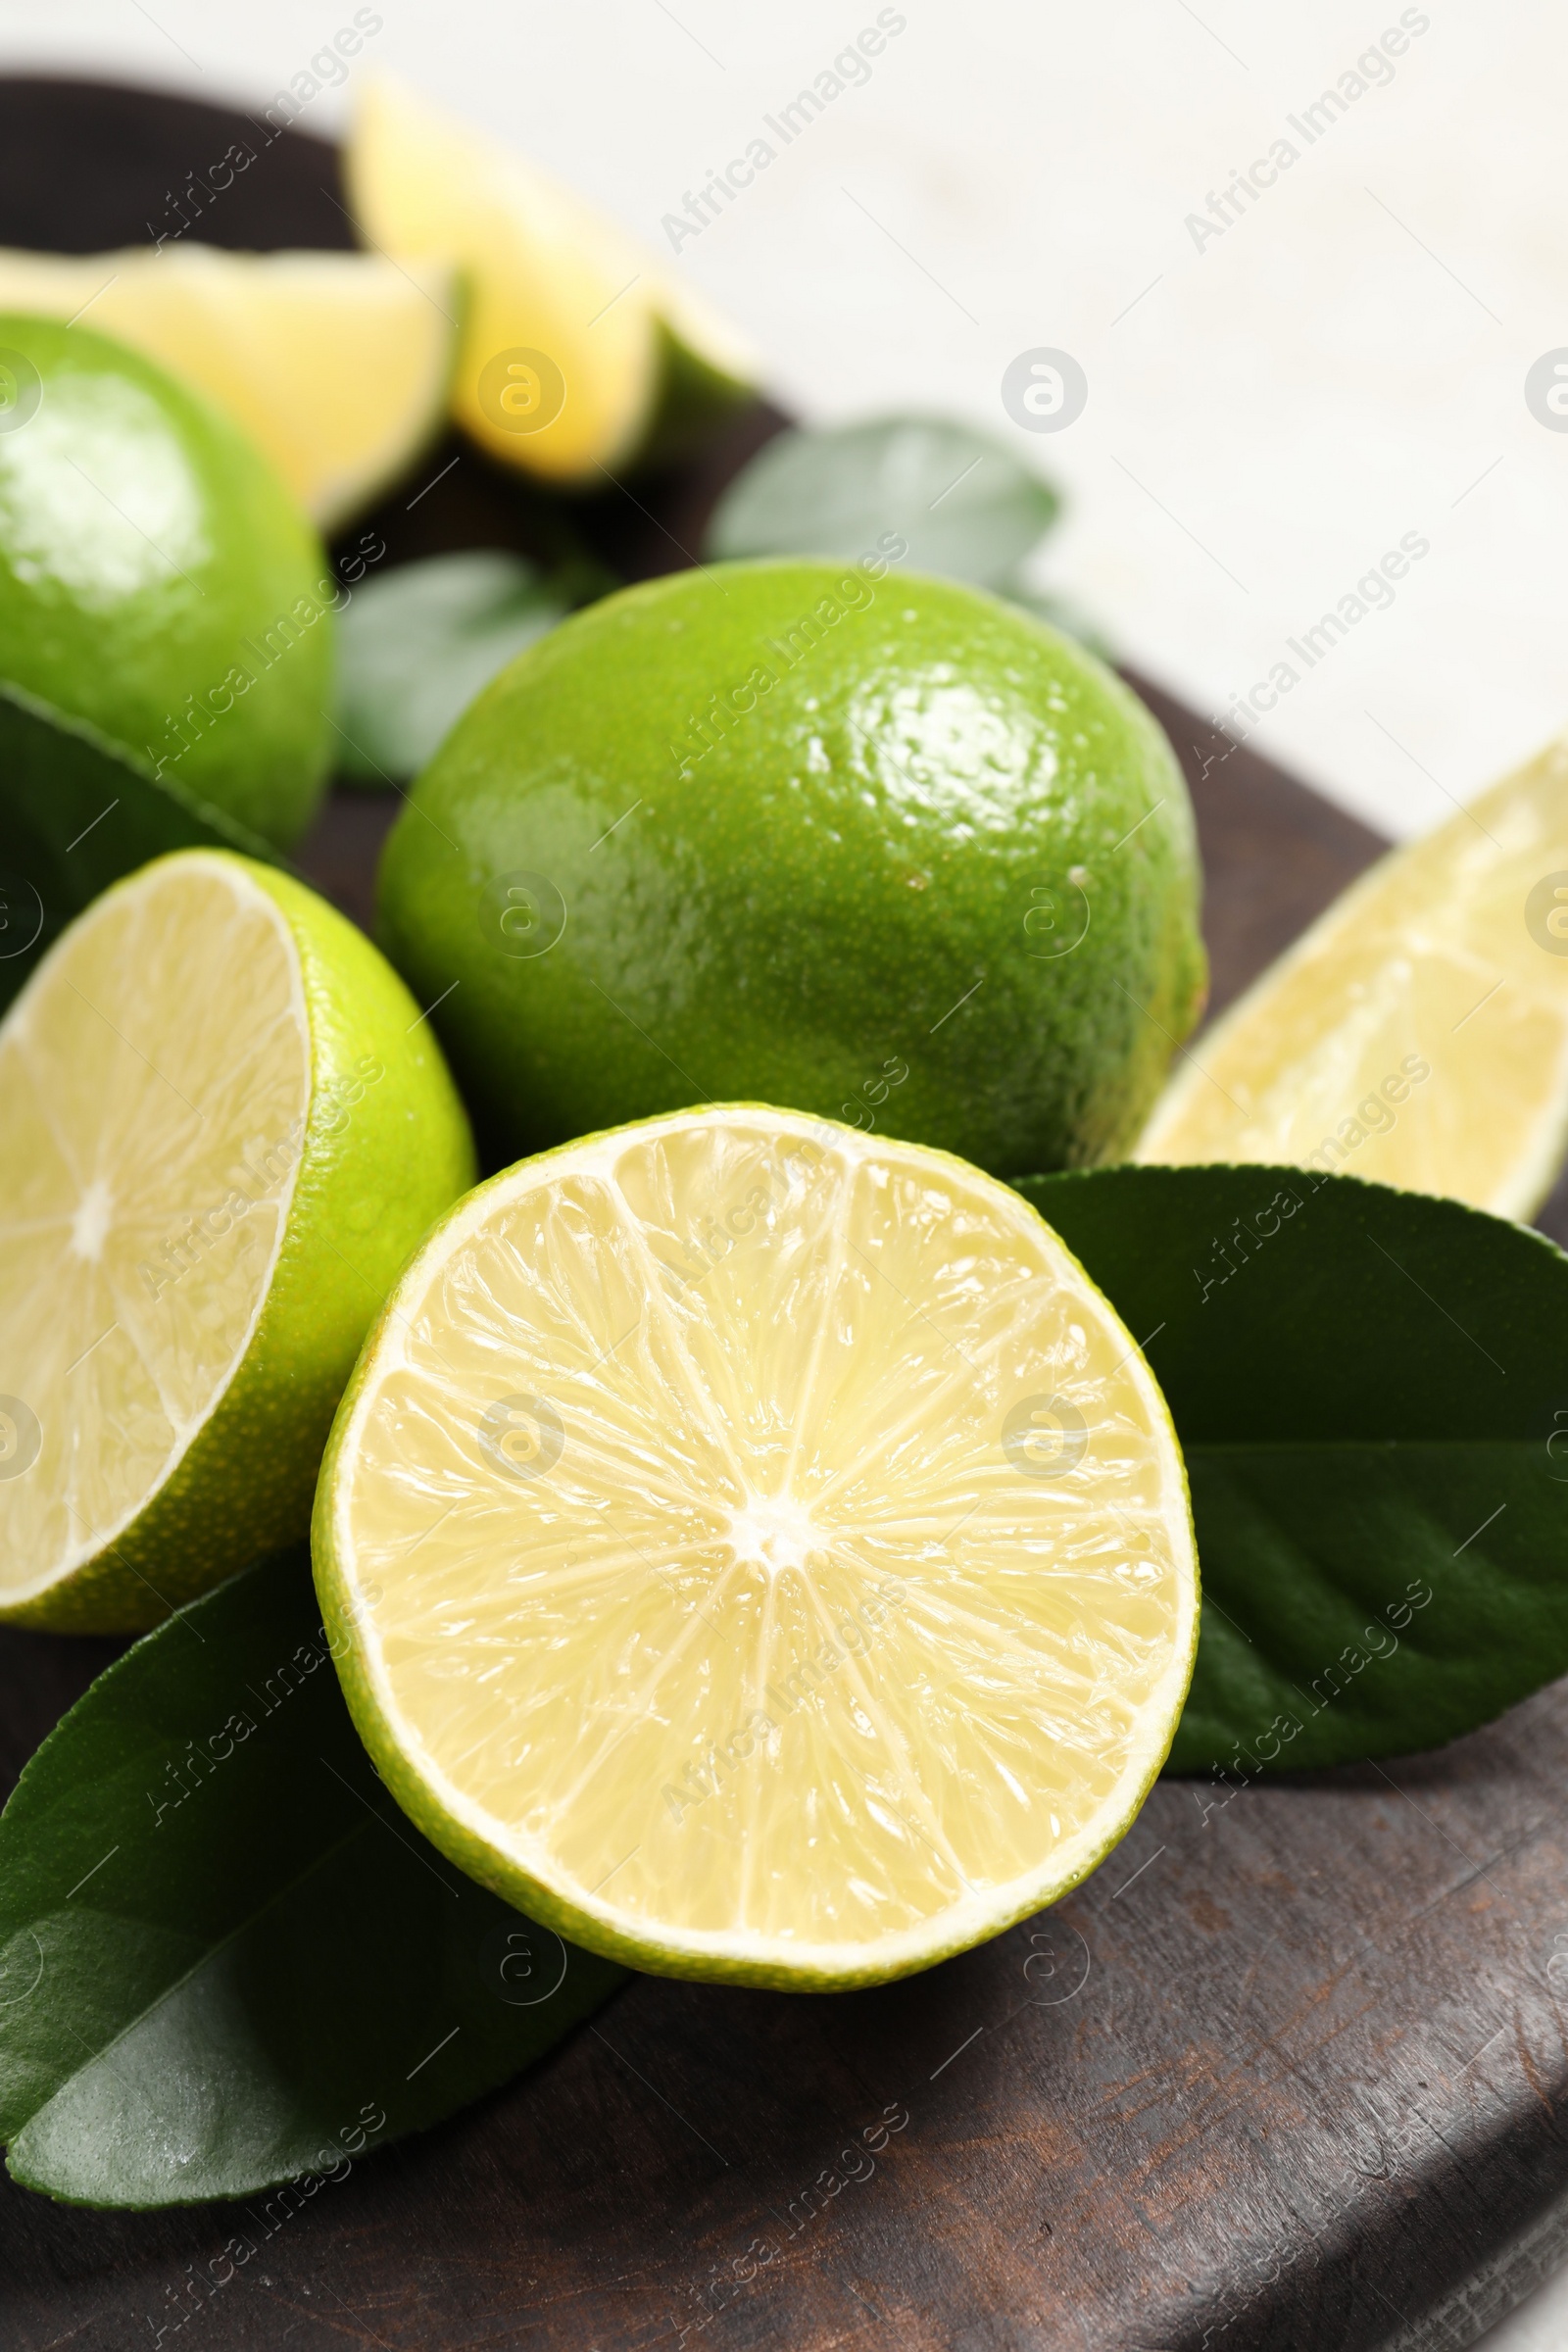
top-left (316, 1106), bottom-right (1198, 1989)
top-left (0, 849), bottom-right (474, 1631)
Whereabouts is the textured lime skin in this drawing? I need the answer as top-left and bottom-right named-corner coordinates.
top-left (0, 315), bottom-right (334, 847)
top-left (4, 852), bottom-right (476, 1634)
top-left (313, 1103), bottom-right (1200, 1991)
top-left (375, 562), bottom-right (1206, 1175)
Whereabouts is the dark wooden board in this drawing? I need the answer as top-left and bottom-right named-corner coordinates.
top-left (3, 78), bottom-right (1567, 2352)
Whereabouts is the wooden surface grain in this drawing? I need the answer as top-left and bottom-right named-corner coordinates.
top-left (3, 77), bottom-right (1568, 2352)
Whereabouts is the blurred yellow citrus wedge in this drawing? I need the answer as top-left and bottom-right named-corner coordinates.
top-left (345, 74), bottom-right (757, 482)
top-left (1137, 732), bottom-right (1568, 1218)
top-left (315, 1105), bottom-right (1198, 1989)
top-left (0, 245), bottom-right (458, 528)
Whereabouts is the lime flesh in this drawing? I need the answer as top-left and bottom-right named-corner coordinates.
top-left (1138, 731), bottom-right (1568, 1217)
top-left (0, 850), bottom-right (474, 1630)
top-left (346, 75), bottom-right (757, 484)
top-left (0, 247), bottom-right (458, 531)
top-left (316, 1105), bottom-right (1198, 1988)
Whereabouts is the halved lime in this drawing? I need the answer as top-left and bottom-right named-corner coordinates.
top-left (316, 1106), bottom-right (1198, 1989)
top-left (0, 850), bottom-right (474, 1632)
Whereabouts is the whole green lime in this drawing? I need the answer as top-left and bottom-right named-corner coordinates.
top-left (375, 560), bottom-right (1206, 1173)
top-left (0, 314), bottom-right (333, 846)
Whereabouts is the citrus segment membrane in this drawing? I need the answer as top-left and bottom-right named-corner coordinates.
top-left (0, 858), bottom-right (306, 1608)
top-left (1137, 733), bottom-right (1568, 1217)
top-left (320, 1109), bottom-right (1198, 1986)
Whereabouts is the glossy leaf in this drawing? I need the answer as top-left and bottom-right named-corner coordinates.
top-left (0, 1547), bottom-right (624, 2208)
top-left (0, 677), bottom-right (283, 1010)
top-left (705, 415), bottom-right (1058, 586)
top-left (333, 551), bottom-right (570, 784)
top-left (1014, 1165), bottom-right (1568, 1777)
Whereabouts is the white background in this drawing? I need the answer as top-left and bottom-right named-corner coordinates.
top-left (1, 3), bottom-right (1566, 2337)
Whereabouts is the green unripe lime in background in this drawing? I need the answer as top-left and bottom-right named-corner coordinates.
top-left (376, 559), bottom-right (1206, 1174)
top-left (0, 313), bottom-right (334, 847)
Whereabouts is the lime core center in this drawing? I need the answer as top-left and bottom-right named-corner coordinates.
top-left (725, 1492), bottom-right (821, 1578)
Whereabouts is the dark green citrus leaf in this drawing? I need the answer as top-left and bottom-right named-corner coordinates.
top-left (0, 677), bottom-right (282, 1011)
top-left (333, 552), bottom-right (569, 784)
top-left (705, 415), bottom-right (1058, 585)
top-left (0, 1546), bottom-right (624, 2208)
top-left (1013, 1165), bottom-right (1568, 1777)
